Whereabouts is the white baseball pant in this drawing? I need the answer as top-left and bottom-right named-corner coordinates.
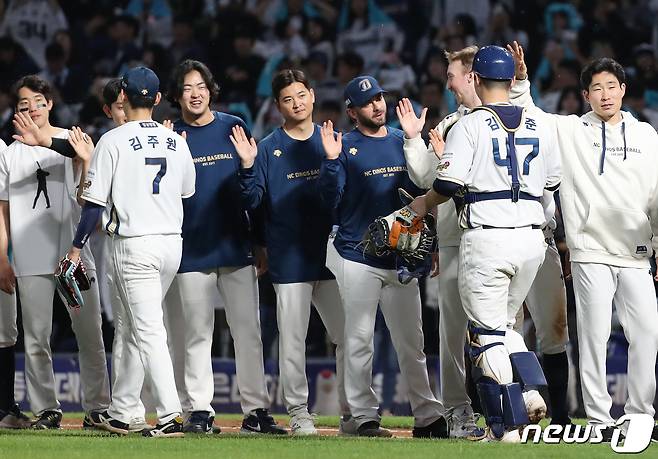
top-left (572, 262), bottom-right (658, 425)
top-left (326, 242), bottom-right (444, 428)
top-left (458, 228), bottom-right (545, 383)
top-left (17, 273), bottom-right (110, 415)
top-left (165, 265), bottom-right (270, 416)
top-left (436, 245), bottom-right (472, 411)
top-left (523, 238), bottom-right (568, 354)
top-left (273, 279), bottom-right (349, 417)
top-left (108, 234), bottom-right (182, 424)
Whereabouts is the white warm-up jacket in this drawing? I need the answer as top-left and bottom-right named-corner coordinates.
top-left (514, 79), bottom-right (658, 268)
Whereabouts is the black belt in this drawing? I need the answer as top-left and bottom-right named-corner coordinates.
top-left (482, 224), bottom-right (542, 230)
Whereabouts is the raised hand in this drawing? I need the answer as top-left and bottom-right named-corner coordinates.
top-left (12, 111), bottom-right (51, 147)
top-left (229, 125), bottom-right (257, 168)
top-left (68, 126), bottom-right (94, 162)
top-left (320, 120), bottom-right (342, 160)
top-left (163, 119), bottom-right (187, 140)
top-left (396, 97), bottom-right (427, 139)
top-left (506, 40), bottom-right (527, 80)
top-left (428, 128), bottom-right (445, 159)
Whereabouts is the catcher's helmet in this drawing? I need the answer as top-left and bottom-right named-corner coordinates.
top-left (472, 46), bottom-right (515, 80)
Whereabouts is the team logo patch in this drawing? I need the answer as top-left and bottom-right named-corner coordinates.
top-left (437, 161), bottom-right (450, 171)
top-left (273, 149), bottom-right (282, 157)
top-left (141, 89), bottom-right (148, 95)
top-left (83, 180), bottom-right (92, 190)
top-left (359, 79), bottom-right (372, 91)
top-left (349, 147), bottom-right (358, 155)
top-left (636, 245), bottom-right (648, 254)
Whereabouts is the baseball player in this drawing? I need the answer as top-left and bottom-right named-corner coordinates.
top-left (63, 66), bottom-right (196, 437)
top-left (318, 75), bottom-right (448, 438)
top-left (9, 79), bottom-right (151, 432)
top-left (512, 50), bottom-right (658, 439)
top-left (163, 59), bottom-right (285, 435)
top-left (397, 46), bottom-right (561, 441)
top-left (400, 44), bottom-right (570, 430)
top-left (0, 75), bottom-right (111, 429)
top-left (233, 69), bottom-right (350, 436)
top-left (0, 136), bottom-right (30, 430)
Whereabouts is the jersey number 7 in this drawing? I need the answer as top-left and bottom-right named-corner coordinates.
top-left (145, 157), bottom-right (167, 194)
top-left (492, 137), bottom-right (539, 175)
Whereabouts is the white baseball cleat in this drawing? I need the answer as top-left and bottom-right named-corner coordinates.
top-left (290, 412), bottom-right (318, 436)
top-left (448, 405), bottom-right (486, 440)
top-left (523, 389), bottom-right (547, 424)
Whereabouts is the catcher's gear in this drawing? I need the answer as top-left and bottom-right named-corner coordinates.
top-left (54, 255), bottom-right (91, 309)
top-left (362, 189), bottom-right (437, 270)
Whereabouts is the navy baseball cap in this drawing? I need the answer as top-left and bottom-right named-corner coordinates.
top-left (344, 75), bottom-right (386, 108)
top-left (121, 66), bottom-right (159, 98)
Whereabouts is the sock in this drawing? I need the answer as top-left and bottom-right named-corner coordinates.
top-left (542, 351), bottom-right (570, 423)
top-left (0, 345), bottom-right (16, 410)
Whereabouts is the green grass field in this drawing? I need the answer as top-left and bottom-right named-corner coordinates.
top-left (0, 415), bottom-right (654, 459)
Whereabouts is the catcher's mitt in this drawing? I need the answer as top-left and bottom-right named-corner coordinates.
top-left (54, 255), bottom-right (91, 309)
top-left (361, 188), bottom-right (437, 267)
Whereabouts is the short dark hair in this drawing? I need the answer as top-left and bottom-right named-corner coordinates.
top-left (124, 92), bottom-right (156, 109)
top-left (477, 77), bottom-right (512, 91)
top-left (102, 78), bottom-right (122, 106)
top-left (12, 75), bottom-right (53, 106)
top-left (167, 59), bottom-right (219, 107)
top-left (580, 57), bottom-right (626, 90)
top-left (271, 69), bottom-right (311, 101)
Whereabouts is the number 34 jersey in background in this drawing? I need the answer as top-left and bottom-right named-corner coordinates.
top-left (436, 105), bottom-right (561, 229)
top-left (82, 120), bottom-right (196, 237)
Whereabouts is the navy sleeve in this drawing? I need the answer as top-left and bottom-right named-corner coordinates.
top-left (432, 178), bottom-right (462, 198)
top-left (248, 203), bottom-right (267, 247)
top-left (72, 202), bottom-right (104, 249)
top-left (319, 153), bottom-right (347, 210)
top-left (238, 138), bottom-right (268, 210)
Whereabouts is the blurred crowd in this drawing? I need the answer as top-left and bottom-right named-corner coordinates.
top-left (1, 0), bottom-right (658, 148)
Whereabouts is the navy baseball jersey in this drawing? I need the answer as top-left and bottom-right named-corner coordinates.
top-left (174, 111), bottom-right (253, 272)
top-left (239, 125), bottom-right (334, 284)
top-left (319, 127), bottom-right (423, 269)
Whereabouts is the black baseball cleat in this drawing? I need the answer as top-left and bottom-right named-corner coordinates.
top-left (143, 416), bottom-right (184, 437)
top-left (240, 408), bottom-right (287, 435)
top-left (96, 410), bottom-right (129, 435)
top-left (31, 410), bottom-right (62, 430)
top-left (600, 426), bottom-right (624, 443)
top-left (651, 424), bottom-right (657, 443)
top-left (412, 416), bottom-right (449, 439)
top-left (183, 411), bottom-right (219, 434)
top-left (82, 410), bottom-right (105, 430)
top-left (0, 404), bottom-right (31, 429)
top-left (357, 421), bottom-right (393, 438)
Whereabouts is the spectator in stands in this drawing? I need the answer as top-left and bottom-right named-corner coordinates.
top-left (0, 0), bottom-right (68, 70)
top-left (336, 0), bottom-right (402, 73)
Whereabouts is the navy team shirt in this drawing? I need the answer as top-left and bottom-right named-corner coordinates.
top-left (174, 111), bottom-right (253, 272)
top-left (319, 126), bottom-right (423, 270)
top-left (239, 124), bottom-right (334, 284)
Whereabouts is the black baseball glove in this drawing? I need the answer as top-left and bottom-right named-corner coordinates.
top-left (54, 255), bottom-right (91, 309)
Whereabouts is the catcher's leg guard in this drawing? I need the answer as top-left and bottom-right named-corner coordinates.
top-left (509, 352), bottom-right (548, 388)
top-left (501, 383), bottom-right (530, 427)
top-left (469, 323), bottom-right (515, 438)
top-left (476, 381), bottom-right (505, 439)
